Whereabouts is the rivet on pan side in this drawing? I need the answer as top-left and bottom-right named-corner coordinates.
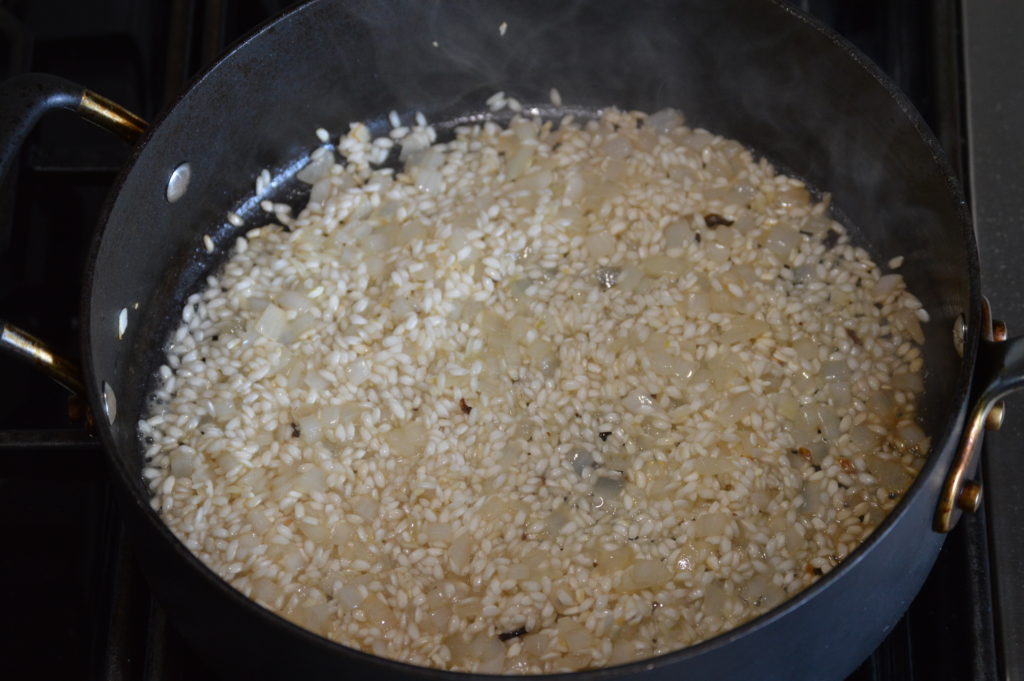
top-left (957, 480), bottom-right (983, 512)
top-left (992, 319), bottom-right (1008, 342)
top-left (166, 163), bottom-right (191, 202)
top-left (102, 381), bottom-right (118, 425)
top-left (952, 314), bottom-right (966, 357)
top-left (986, 401), bottom-right (1006, 431)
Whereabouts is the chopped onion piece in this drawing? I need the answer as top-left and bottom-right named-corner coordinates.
top-left (254, 304), bottom-right (287, 342)
top-left (646, 108), bottom-right (684, 134)
top-left (624, 389), bottom-right (657, 415)
top-left (296, 148), bottom-right (334, 184)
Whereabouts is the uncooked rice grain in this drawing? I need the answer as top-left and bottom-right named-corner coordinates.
top-left (142, 101), bottom-right (929, 674)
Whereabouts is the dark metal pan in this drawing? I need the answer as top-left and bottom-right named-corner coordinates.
top-left (2, 1), bottom-right (1021, 679)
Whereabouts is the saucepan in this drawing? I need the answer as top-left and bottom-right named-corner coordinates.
top-left (1, 1), bottom-right (1021, 679)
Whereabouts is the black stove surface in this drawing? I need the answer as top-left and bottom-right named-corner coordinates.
top-left (0, 1), bottom-right (1008, 680)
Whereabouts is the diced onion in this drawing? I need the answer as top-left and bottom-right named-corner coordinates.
top-left (296, 148), bottom-right (334, 184)
top-left (624, 389), bottom-right (657, 415)
top-left (646, 108), bottom-right (684, 134)
top-left (254, 304), bottom-right (287, 342)
top-left (693, 512), bottom-right (730, 537)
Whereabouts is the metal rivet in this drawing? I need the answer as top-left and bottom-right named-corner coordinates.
top-left (117, 307), bottom-right (128, 340)
top-left (101, 381), bottom-right (118, 425)
top-left (952, 314), bottom-right (966, 357)
top-left (993, 319), bottom-right (1008, 342)
top-left (957, 480), bottom-right (983, 512)
top-left (986, 401), bottom-right (1006, 431)
top-left (166, 163), bottom-right (191, 202)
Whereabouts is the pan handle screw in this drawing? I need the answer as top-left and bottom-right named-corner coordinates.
top-left (985, 401), bottom-right (1005, 431)
top-left (957, 480), bottom-right (983, 512)
top-left (993, 319), bottom-right (1008, 342)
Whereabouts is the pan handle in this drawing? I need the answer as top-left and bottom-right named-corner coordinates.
top-left (0, 322), bottom-right (85, 395)
top-left (935, 300), bottom-right (1024, 531)
top-left (0, 73), bottom-right (147, 184)
top-left (0, 74), bottom-right (148, 399)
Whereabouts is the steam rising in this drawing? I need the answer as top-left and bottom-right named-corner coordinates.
top-left (299, 0), bottom-right (966, 427)
top-left (138, 0), bottom-right (966, 457)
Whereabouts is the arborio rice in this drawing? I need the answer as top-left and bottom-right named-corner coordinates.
top-left (140, 101), bottom-right (930, 673)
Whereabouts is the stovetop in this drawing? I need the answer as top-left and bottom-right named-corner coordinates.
top-left (0, 1), bottom-right (1016, 679)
